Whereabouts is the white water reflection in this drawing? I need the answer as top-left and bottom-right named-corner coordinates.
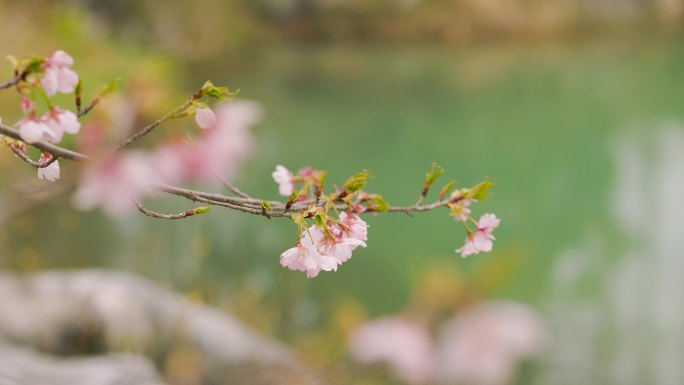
top-left (539, 123), bottom-right (684, 385)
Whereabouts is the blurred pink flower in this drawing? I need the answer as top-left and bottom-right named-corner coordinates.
top-left (195, 107), bottom-right (216, 129)
top-left (272, 165), bottom-right (295, 196)
top-left (349, 317), bottom-right (437, 384)
top-left (149, 100), bottom-right (261, 185)
top-left (37, 155), bottom-right (60, 182)
top-left (18, 108), bottom-right (80, 144)
top-left (44, 108), bottom-right (81, 143)
top-left (19, 118), bottom-right (56, 144)
top-left (437, 301), bottom-right (548, 385)
top-left (280, 227), bottom-right (338, 278)
top-left (73, 152), bottom-right (153, 217)
top-left (450, 198), bottom-right (473, 222)
top-left (41, 50), bottom-right (79, 96)
top-left (456, 213), bottom-right (500, 257)
top-left (478, 213), bottom-right (500, 235)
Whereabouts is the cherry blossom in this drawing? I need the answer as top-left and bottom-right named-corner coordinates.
top-left (147, 100), bottom-right (261, 185)
top-left (436, 301), bottom-right (548, 385)
top-left (311, 226), bottom-right (366, 264)
top-left (334, 212), bottom-right (368, 245)
top-left (41, 50), bottom-right (79, 97)
top-left (280, 223), bottom-right (367, 276)
top-left (36, 154), bottom-right (60, 181)
top-left (449, 198), bottom-right (473, 222)
top-left (19, 118), bottom-right (56, 144)
top-left (272, 165), bottom-right (295, 196)
top-left (280, 228), bottom-right (338, 278)
top-left (456, 213), bottom-right (500, 257)
top-left (195, 107), bottom-right (216, 129)
top-left (73, 152), bottom-right (154, 217)
top-left (43, 108), bottom-right (81, 143)
top-left (349, 317), bottom-right (437, 385)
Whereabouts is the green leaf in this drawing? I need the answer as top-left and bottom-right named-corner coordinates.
top-left (287, 189), bottom-right (299, 204)
top-left (470, 181), bottom-right (494, 200)
top-left (100, 78), bottom-right (120, 95)
top-left (192, 206), bottom-right (211, 215)
top-left (369, 194), bottom-right (389, 212)
top-left (438, 180), bottom-right (456, 200)
top-left (261, 200), bottom-right (273, 211)
top-left (314, 214), bottom-right (325, 227)
top-left (23, 57), bottom-right (43, 73)
top-left (344, 171), bottom-right (370, 193)
top-left (201, 80), bottom-right (237, 100)
top-left (425, 162), bottom-right (444, 187)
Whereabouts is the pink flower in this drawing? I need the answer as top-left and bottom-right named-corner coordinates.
top-left (280, 228), bottom-right (338, 278)
top-left (195, 107), bottom-right (216, 129)
top-left (43, 108), bottom-right (81, 143)
top-left (146, 100), bottom-right (261, 186)
top-left (478, 213), bottom-right (500, 235)
top-left (311, 226), bottom-right (366, 264)
top-left (19, 118), bottom-right (56, 144)
top-left (456, 213), bottom-right (500, 257)
top-left (337, 212), bottom-right (368, 243)
top-left (41, 50), bottom-right (79, 97)
top-left (349, 317), bottom-right (437, 385)
top-left (450, 198), bottom-right (473, 222)
top-left (436, 301), bottom-right (548, 385)
top-left (37, 155), bottom-right (60, 182)
top-left (272, 165), bottom-right (295, 196)
top-left (280, 224), bottom-right (366, 277)
top-left (73, 152), bottom-right (154, 217)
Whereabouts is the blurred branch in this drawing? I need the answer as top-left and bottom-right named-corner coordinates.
top-left (0, 74), bottom-right (21, 91)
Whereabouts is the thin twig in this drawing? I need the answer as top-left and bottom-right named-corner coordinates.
top-left (4, 141), bottom-right (60, 168)
top-left (216, 174), bottom-right (250, 198)
top-left (0, 74), bottom-right (21, 91)
top-left (116, 91), bottom-right (201, 150)
top-left (77, 97), bottom-right (100, 118)
top-left (134, 200), bottom-right (203, 220)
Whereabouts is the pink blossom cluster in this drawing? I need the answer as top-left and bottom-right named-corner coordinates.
top-left (456, 213), bottom-right (500, 257)
top-left (73, 101), bottom-right (260, 216)
top-left (280, 212), bottom-right (368, 278)
top-left (349, 301), bottom-right (548, 385)
top-left (40, 50), bottom-right (79, 97)
top-left (19, 107), bottom-right (81, 144)
top-left (7, 51), bottom-right (83, 182)
top-left (274, 164), bottom-right (328, 199)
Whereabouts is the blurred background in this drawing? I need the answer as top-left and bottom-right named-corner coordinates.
top-left (1, 0), bottom-right (684, 384)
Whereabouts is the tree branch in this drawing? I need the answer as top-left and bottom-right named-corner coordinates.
top-left (2, 123), bottom-right (456, 220)
top-left (0, 74), bottom-right (21, 91)
top-left (0, 123), bottom-right (90, 161)
top-left (116, 91), bottom-right (201, 150)
top-left (134, 200), bottom-right (207, 220)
